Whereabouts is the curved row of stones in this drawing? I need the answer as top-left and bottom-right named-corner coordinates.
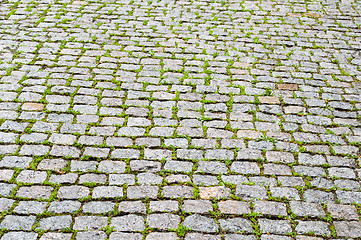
top-left (0, 0), bottom-right (361, 239)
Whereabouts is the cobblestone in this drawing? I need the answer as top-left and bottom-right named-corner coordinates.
top-left (0, 0), bottom-right (360, 238)
top-left (220, 218), bottom-right (253, 233)
top-left (111, 214), bottom-right (145, 232)
top-left (147, 213), bottom-right (180, 230)
top-left (254, 201), bottom-right (287, 217)
top-left (13, 201), bottom-right (46, 214)
top-left (37, 215), bottom-right (72, 231)
top-left (0, 215), bottom-right (36, 230)
top-left (183, 214), bottom-right (219, 233)
top-left (258, 219), bottom-right (292, 235)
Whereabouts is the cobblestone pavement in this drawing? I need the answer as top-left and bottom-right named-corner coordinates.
top-left (0, 0), bottom-right (361, 239)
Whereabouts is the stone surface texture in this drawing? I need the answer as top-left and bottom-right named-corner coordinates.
top-left (0, 0), bottom-right (360, 238)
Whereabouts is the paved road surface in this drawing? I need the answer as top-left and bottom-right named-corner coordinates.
top-left (0, 0), bottom-right (361, 239)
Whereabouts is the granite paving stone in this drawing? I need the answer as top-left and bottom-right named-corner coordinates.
top-left (75, 231), bottom-right (107, 240)
top-left (219, 218), bottom-right (253, 233)
top-left (183, 214), bottom-right (219, 233)
top-left (1, 232), bottom-right (38, 240)
top-left (0, 215), bottom-right (36, 230)
top-left (111, 214), bottom-right (145, 232)
top-left (37, 215), bottom-right (73, 231)
top-left (73, 216), bottom-right (108, 230)
top-left (0, 0), bottom-right (360, 238)
top-left (38, 233), bottom-right (72, 240)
